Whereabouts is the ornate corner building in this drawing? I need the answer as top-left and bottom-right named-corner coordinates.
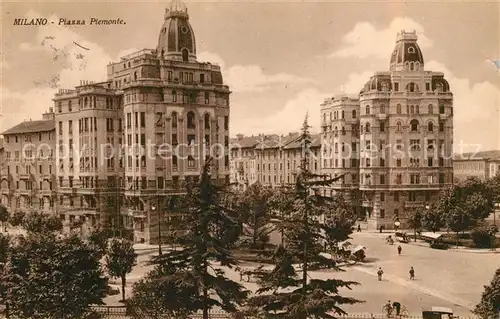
top-left (1, 0), bottom-right (230, 243)
top-left (320, 31), bottom-right (454, 229)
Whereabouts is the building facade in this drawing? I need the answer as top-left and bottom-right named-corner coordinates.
top-left (0, 110), bottom-right (56, 216)
top-left (453, 150), bottom-right (500, 181)
top-left (49, 0), bottom-right (230, 243)
top-left (319, 31), bottom-right (454, 229)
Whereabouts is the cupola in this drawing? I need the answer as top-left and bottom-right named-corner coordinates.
top-left (156, 0), bottom-right (197, 62)
top-left (389, 30), bottom-right (424, 72)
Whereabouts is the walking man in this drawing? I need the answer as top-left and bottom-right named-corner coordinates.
top-left (397, 245), bottom-right (402, 255)
top-left (377, 267), bottom-right (384, 281)
top-left (409, 266), bottom-right (415, 280)
top-left (357, 224), bottom-right (361, 232)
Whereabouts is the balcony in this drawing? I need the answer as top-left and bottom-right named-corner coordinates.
top-left (376, 113), bottom-right (387, 120)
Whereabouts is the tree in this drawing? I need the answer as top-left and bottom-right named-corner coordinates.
top-left (323, 195), bottom-right (357, 261)
top-left (2, 232), bottom-right (108, 318)
top-left (137, 158), bottom-right (248, 319)
top-left (106, 238), bottom-right (138, 301)
top-left (421, 203), bottom-right (444, 233)
top-left (247, 115), bottom-right (361, 319)
top-left (0, 205), bottom-right (9, 223)
top-left (474, 267), bottom-right (500, 319)
top-left (8, 210), bottom-right (25, 227)
top-left (445, 206), bottom-right (474, 246)
top-left (235, 183), bottom-right (274, 248)
top-left (23, 211), bottom-right (63, 233)
top-left (406, 206), bottom-right (423, 242)
top-left (269, 186), bottom-right (296, 246)
top-left (487, 173), bottom-right (500, 203)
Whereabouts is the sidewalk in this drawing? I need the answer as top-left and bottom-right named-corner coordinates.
top-left (404, 239), bottom-right (500, 254)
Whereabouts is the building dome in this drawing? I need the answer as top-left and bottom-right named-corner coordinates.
top-left (157, 0), bottom-right (196, 62)
top-left (389, 30), bottom-right (424, 71)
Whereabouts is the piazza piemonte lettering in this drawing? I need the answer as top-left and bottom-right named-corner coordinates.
top-left (13, 17), bottom-right (126, 26)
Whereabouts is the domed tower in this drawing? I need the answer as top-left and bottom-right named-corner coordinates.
top-left (157, 0), bottom-right (197, 62)
top-left (389, 30), bottom-right (424, 72)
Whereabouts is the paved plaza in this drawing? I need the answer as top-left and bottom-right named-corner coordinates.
top-left (106, 231), bottom-right (499, 316)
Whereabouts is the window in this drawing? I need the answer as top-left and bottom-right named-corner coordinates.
top-left (416, 105), bottom-right (419, 114)
top-left (140, 112), bottom-right (146, 127)
top-left (187, 111), bottom-right (195, 129)
top-left (428, 104), bottom-right (433, 114)
top-left (428, 122), bottom-right (434, 132)
top-left (204, 113), bottom-right (210, 129)
top-left (426, 83), bottom-right (430, 91)
top-left (427, 139), bottom-right (435, 151)
top-left (365, 140), bottom-right (371, 150)
top-left (188, 156), bottom-right (195, 168)
top-left (380, 121), bottom-right (385, 132)
top-left (224, 116), bottom-right (229, 130)
top-left (396, 139), bottom-right (402, 150)
top-left (439, 157), bottom-right (444, 167)
top-left (365, 123), bottom-right (370, 133)
top-left (394, 192), bottom-right (400, 202)
top-left (428, 157), bottom-right (433, 167)
top-left (341, 110), bottom-right (344, 119)
top-left (351, 142), bottom-right (357, 152)
top-left (134, 112), bottom-right (138, 127)
top-left (187, 134), bottom-right (195, 145)
top-left (410, 174), bottom-right (420, 184)
top-left (439, 121), bottom-right (444, 132)
top-left (352, 110), bottom-right (357, 119)
top-left (172, 155), bottom-right (178, 167)
top-left (396, 159), bottom-right (401, 167)
top-left (365, 105), bottom-right (370, 115)
top-left (366, 158), bottom-right (371, 168)
top-left (380, 209), bottom-right (385, 219)
top-left (168, 71), bottom-right (173, 81)
top-left (380, 174), bottom-right (386, 185)
top-left (380, 192), bottom-right (385, 202)
top-left (57, 102), bottom-right (62, 113)
top-left (439, 173), bottom-right (445, 184)
top-left (172, 90), bottom-right (177, 102)
top-left (410, 139), bottom-right (420, 150)
top-left (396, 174), bottom-right (402, 184)
top-left (380, 105), bottom-right (385, 113)
top-left (396, 104), bottom-right (402, 114)
top-left (394, 82), bottom-right (399, 91)
top-left (410, 119), bottom-right (419, 132)
top-left (380, 158), bottom-right (385, 167)
top-left (204, 92), bottom-right (209, 104)
top-left (439, 104), bottom-right (445, 114)
top-left (68, 101), bottom-right (72, 112)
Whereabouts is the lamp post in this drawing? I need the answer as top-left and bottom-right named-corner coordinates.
top-left (151, 203), bottom-right (161, 255)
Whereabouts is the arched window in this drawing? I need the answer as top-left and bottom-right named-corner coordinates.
top-left (172, 90), bottom-right (177, 102)
top-left (334, 126), bottom-right (338, 136)
top-left (352, 110), bottom-right (357, 119)
top-left (396, 104), bottom-right (402, 114)
top-left (329, 112), bottom-right (332, 121)
top-left (171, 112), bottom-right (178, 128)
top-left (410, 119), bottom-right (419, 132)
top-left (323, 113), bottom-right (326, 123)
top-left (408, 82), bottom-right (415, 92)
top-left (204, 113), bottom-right (210, 130)
top-left (181, 48), bottom-right (189, 62)
top-left (134, 72), bottom-right (137, 81)
top-left (128, 62), bottom-right (131, 68)
top-left (365, 123), bottom-right (371, 133)
top-left (84, 97), bottom-right (88, 107)
top-left (187, 111), bottom-right (195, 129)
top-left (428, 122), bottom-right (434, 132)
top-left (341, 110), bottom-right (345, 119)
top-left (428, 104), bottom-right (433, 114)
top-left (410, 105), bottom-right (415, 114)
top-left (396, 121), bottom-right (402, 132)
top-left (410, 62), bottom-right (414, 71)
top-left (365, 105), bottom-right (370, 115)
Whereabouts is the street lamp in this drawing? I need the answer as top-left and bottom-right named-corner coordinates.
top-left (151, 204), bottom-right (161, 255)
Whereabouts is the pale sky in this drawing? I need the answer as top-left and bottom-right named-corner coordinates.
top-left (1, 0), bottom-right (499, 152)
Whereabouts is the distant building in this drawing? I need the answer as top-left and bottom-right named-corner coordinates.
top-left (229, 133), bottom-right (321, 191)
top-left (453, 150), bottom-right (500, 181)
top-left (0, 109), bottom-right (56, 215)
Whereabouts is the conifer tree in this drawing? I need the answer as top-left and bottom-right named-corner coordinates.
top-left (135, 158), bottom-right (248, 319)
top-left (248, 115), bottom-right (361, 319)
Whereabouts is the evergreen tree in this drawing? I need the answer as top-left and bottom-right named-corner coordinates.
top-left (248, 115), bottom-right (361, 319)
top-left (474, 267), bottom-right (500, 319)
top-left (133, 158), bottom-right (248, 319)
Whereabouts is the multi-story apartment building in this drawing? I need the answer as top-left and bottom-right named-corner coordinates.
top-left (319, 31), bottom-right (454, 229)
top-left (0, 110), bottom-right (56, 215)
top-left (320, 95), bottom-right (361, 212)
top-left (453, 150), bottom-right (500, 181)
top-left (51, 0), bottom-right (230, 243)
top-left (229, 133), bottom-right (321, 190)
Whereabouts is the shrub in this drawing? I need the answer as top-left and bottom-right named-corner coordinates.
top-left (471, 227), bottom-right (494, 248)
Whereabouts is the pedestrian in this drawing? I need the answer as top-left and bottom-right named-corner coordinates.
top-left (377, 267), bottom-right (384, 281)
top-left (409, 266), bottom-right (415, 280)
top-left (357, 224), bottom-right (361, 232)
top-left (392, 301), bottom-right (401, 316)
top-left (397, 245), bottom-right (402, 255)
